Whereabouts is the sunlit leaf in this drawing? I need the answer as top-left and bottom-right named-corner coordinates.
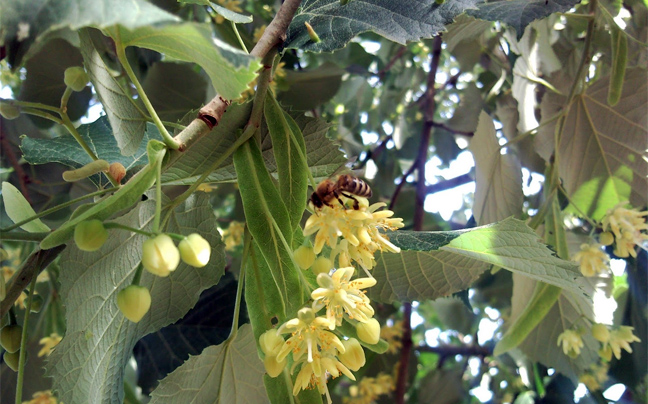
top-left (1, 181), bottom-right (50, 232)
top-left (535, 68), bottom-right (648, 220)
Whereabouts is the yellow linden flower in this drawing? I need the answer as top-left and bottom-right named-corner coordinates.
top-left (344, 373), bottom-right (395, 404)
top-left (557, 329), bottom-right (584, 358)
top-left (572, 243), bottom-right (610, 277)
top-left (601, 202), bottom-right (648, 258)
top-left (304, 196), bottom-right (403, 270)
top-left (214, 0), bottom-right (243, 24)
top-left (601, 326), bottom-right (641, 360)
top-left (276, 308), bottom-right (344, 365)
top-left (311, 266), bottom-right (377, 329)
top-left (580, 373), bottom-right (601, 391)
top-left (23, 390), bottom-right (60, 404)
top-left (253, 25), bottom-right (267, 43)
top-left (221, 221), bottom-right (245, 251)
top-left (38, 333), bottom-right (62, 357)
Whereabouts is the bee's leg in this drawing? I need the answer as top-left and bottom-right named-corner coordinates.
top-left (332, 190), bottom-right (347, 207)
top-left (341, 192), bottom-right (360, 210)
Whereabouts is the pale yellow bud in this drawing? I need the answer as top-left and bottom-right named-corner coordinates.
top-left (591, 324), bottom-right (610, 343)
top-left (599, 231), bottom-right (614, 246)
top-left (117, 285), bottom-right (151, 323)
top-left (263, 354), bottom-right (286, 377)
top-left (142, 234), bottom-right (180, 276)
top-left (64, 66), bottom-right (89, 92)
top-left (338, 338), bottom-right (366, 371)
top-left (311, 256), bottom-right (332, 275)
top-left (178, 233), bottom-right (211, 268)
top-left (74, 220), bottom-right (108, 252)
top-left (294, 246), bottom-right (316, 269)
top-left (356, 318), bottom-right (381, 345)
top-left (259, 330), bottom-right (284, 356)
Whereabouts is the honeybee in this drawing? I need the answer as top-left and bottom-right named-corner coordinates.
top-left (309, 174), bottom-right (372, 210)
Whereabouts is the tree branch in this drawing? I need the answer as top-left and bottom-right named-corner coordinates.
top-left (416, 344), bottom-right (492, 360)
top-left (395, 35), bottom-right (443, 404)
top-left (425, 173), bottom-right (473, 194)
top-left (0, 246), bottom-right (66, 318)
top-left (171, 0), bottom-right (302, 152)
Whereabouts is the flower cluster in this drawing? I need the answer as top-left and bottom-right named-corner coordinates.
top-left (601, 202), bottom-right (648, 258)
top-left (38, 333), bottom-right (62, 357)
top-left (344, 372), bottom-right (395, 404)
top-left (261, 188), bottom-right (404, 402)
top-left (220, 221), bottom-right (245, 251)
top-left (23, 390), bottom-right (61, 404)
top-left (579, 362), bottom-right (609, 391)
top-left (572, 243), bottom-right (610, 277)
top-left (557, 329), bottom-right (585, 358)
top-left (592, 323), bottom-right (641, 361)
top-left (303, 195), bottom-right (403, 271)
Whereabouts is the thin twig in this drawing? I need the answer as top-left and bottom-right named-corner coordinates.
top-left (389, 159), bottom-right (417, 210)
top-left (378, 46), bottom-right (407, 79)
top-left (425, 173), bottom-right (473, 194)
top-left (0, 246), bottom-right (66, 318)
top-left (431, 121), bottom-right (474, 137)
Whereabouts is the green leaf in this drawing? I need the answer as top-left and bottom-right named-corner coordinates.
top-left (440, 218), bottom-right (585, 295)
top-left (80, 28), bottom-right (149, 156)
top-left (17, 38), bottom-right (92, 127)
top-left (265, 95), bottom-right (309, 231)
top-left (233, 140), bottom-right (303, 317)
top-left (162, 104), bottom-right (346, 185)
top-left (535, 68), bottom-right (648, 220)
top-left (467, 0), bottom-right (580, 38)
top-left (493, 282), bottom-right (562, 356)
top-left (285, 0), bottom-right (480, 53)
top-left (179, 0), bottom-right (254, 23)
top-left (39, 140), bottom-right (167, 249)
top-left (1, 181), bottom-right (50, 232)
top-left (141, 61), bottom-right (208, 123)
top-left (444, 14), bottom-right (493, 53)
top-left (106, 23), bottom-right (260, 99)
top-left (505, 275), bottom-right (599, 380)
top-left (46, 194), bottom-right (225, 404)
top-left (369, 249), bottom-right (491, 303)
top-left (470, 111), bottom-right (523, 225)
top-left (149, 324), bottom-right (268, 403)
top-left (278, 62), bottom-right (346, 110)
top-left (608, 24), bottom-right (628, 106)
top-left (20, 116), bottom-right (162, 188)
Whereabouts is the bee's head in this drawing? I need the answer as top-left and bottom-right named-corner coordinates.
top-left (309, 192), bottom-right (324, 209)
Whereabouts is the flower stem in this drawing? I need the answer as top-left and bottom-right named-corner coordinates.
top-left (0, 232), bottom-right (49, 242)
top-left (0, 186), bottom-right (119, 232)
top-left (153, 159), bottom-right (162, 234)
top-left (131, 263), bottom-right (144, 286)
top-left (15, 272), bottom-right (38, 404)
top-left (114, 30), bottom-right (179, 151)
top-left (103, 223), bottom-right (156, 238)
top-left (231, 21), bottom-right (249, 53)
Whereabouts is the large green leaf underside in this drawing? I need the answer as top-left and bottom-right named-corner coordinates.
top-left (509, 275), bottom-right (598, 381)
top-left (535, 68), bottom-right (648, 220)
top-left (20, 116), bottom-right (162, 188)
top-left (371, 218), bottom-right (585, 303)
top-left (150, 325), bottom-right (269, 404)
top-left (467, 0), bottom-right (580, 38)
top-left (80, 28), bottom-right (149, 156)
top-left (285, 0), bottom-right (480, 53)
top-left (0, 0), bottom-right (179, 67)
top-left (162, 104), bottom-right (347, 185)
top-left (470, 111), bottom-right (523, 225)
top-left (441, 218), bottom-right (585, 295)
top-left (106, 23), bottom-right (260, 99)
top-left (46, 194), bottom-right (225, 404)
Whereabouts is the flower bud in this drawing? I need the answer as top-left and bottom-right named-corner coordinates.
top-left (591, 323), bottom-right (610, 343)
top-left (64, 66), bottom-right (90, 92)
top-left (339, 338), bottom-right (366, 371)
top-left (3, 350), bottom-right (21, 371)
top-left (311, 256), bottom-right (332, 275)
top-left (356, 318), bottom-right (380, 345)
top-left (0, 325), bottom-right (23, 353)
top-left (259, 330), bottom-right (284, 356)
top-left (108, 162), bottom-right (127, 184)
top-left (117, 285), bottom-right (151, 323)
top-left (26, 294), bottom-right (44, 313)
top-left (599, 231), bottom-right (614, 246)
top-left (74, 220), bottom-right (108, 252)
top-left (264, 354), bottom-right (286, 378)
top-left (599, 345), bottom-right (612, 362)
top-left (294, 246), bottom-right (316, 269)
top-left (142, 234), bottom-right (180, 276)
top-left (179, 233), bottom-right (211, 268)
top-left (0, 102), bottom-right (20, 120)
